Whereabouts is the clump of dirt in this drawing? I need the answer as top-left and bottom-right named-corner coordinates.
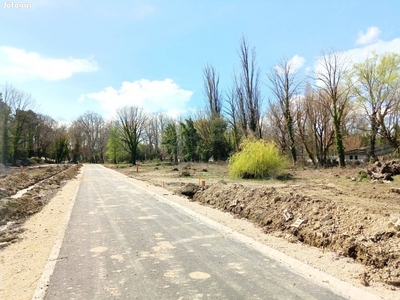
top-left (190, 180), bottom-right (400, 287)
top-left (179, 183), bottom-right (201, 198)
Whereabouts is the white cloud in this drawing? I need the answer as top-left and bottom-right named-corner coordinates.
top-left (356, 26), bottom-right (381, 45)
top-left (288, 55), bottom-right (306, 72)
top-left (345, 38), bottom-right (400, 63)
top-left (274, 55), bottom-right (305, 74)
top-left (313, 35), bottom-right (400, 86)
top-left (0, 46), bottom-right (99, 81)
top-left (81, 78), bottom-right (193, 119)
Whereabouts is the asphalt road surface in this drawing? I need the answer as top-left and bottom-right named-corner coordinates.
top-left (42, 165), bottom-right (348, 299)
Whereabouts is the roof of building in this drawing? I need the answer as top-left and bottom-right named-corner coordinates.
top-left (344, 146), bottom-right (394, 156)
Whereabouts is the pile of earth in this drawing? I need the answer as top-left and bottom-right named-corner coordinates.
top-left (174, 173), bottom-right (400, 288)
top-left (366, 160), bottom-right (400, 181)
top-left (0, 164), bottom-right (80, 248)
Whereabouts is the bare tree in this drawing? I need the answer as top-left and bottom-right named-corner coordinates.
top-left (314, 50), bottom-right (350, 167)
top-left (265, 102), bottom-right (288, 153)
top-left (296, 86), bottom-right (335, 166)
top-left (116, 106), bottom-right (147, 165)
top-left (230, 35), bottom-right (262, 138)
top-left (75, 111), bottom-right (106, 163)
top-left (203, 64), bottom-right (222, 117)
top-left (224, 85), bottom-right (242, 151)
top-left (268, 58), bottom-right (303, 164)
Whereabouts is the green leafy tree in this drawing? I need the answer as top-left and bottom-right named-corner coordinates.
top-left (351, 52), bottom-right (400, 159)
top-left (209, 117), bottom-right (230, 161)
top-left (106, 125), bottom-right (126, 164)
top-left (52, 126), bottom-right (69, 163)
top-left (162, 123), bottom-right (179, 162)
top-left (0, 85), bottom-right (34, 165)
top-left (0, 93), bottom-right (11, 165)
top-left (180, 118), bottom-right (200, 162)
top-left (194, 118), bottom-right (212, 162)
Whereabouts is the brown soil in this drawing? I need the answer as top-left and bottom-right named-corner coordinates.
top-left (0, 164), bottom-right (81, 248)
top-left (108, 161), bottom-right (400, 290)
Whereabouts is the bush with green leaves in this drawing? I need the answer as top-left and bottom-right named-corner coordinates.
top-left (229, 139), bottom-right (288, 179)
top-left (358, 171), bottom-right (368, 181)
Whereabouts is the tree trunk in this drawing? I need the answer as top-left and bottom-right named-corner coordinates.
top-left (333, 115), bottom-right (345, 167)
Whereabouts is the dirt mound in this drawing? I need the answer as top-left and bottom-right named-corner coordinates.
top-left (179, 183), bottom-right (201, 198)
top-left (0, 165), bottom-right (79, 222)
top-left (367, 160), bottom-right (400, 181)
top-left (193, 181), bottom-right (400, 286)
top-left (0, 165), bottom-right (80, 248)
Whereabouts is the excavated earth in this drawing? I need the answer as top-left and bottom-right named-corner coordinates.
top-left (0, 164), bottom-right (80, 248)
top-left (110, 160), bottom-right (400, 290)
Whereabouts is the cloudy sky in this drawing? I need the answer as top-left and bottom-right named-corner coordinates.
top-left (1, 0), bottom-right (400, 121)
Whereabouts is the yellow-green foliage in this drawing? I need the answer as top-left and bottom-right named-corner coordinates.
top-left (229, 139), bottom-right (288, 179)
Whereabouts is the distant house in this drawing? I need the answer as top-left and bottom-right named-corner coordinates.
top-left (344, 146), bottom-right (394, 162)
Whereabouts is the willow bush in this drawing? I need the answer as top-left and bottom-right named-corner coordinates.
top-left (229, 139), bottom-right (288, 179)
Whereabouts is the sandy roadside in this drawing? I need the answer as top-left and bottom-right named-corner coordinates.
top-left (0, 168), bottom-right (83, 300)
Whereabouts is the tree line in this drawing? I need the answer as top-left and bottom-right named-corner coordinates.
top-left (1, 37), bottom-right (400, 167)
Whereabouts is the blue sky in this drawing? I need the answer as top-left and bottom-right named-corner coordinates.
top-left (1, 0), bottom-right (400, 122)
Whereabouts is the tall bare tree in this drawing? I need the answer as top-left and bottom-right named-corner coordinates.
top-left (314, 50), bottom-right (350, 167)
top-left (203, 64), bottom-right (222, 117)
top-left (268, 58), bottom-right (303, 164)
top-left (116, 106), bottom-right (147, 165)
top-left (233, 35), bottom-right (262, 138)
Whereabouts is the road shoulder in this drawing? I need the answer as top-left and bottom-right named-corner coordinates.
top-left (0, 167), bottom-right (83, 300)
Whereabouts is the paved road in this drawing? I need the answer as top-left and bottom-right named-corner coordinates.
top-left (43, 165), bottom-right (346, 299)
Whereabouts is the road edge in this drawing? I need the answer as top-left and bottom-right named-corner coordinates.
top-left (31, 166), bottom-right (84, 300)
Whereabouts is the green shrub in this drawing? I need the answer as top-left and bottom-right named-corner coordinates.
top-left (229, 139), bottom-right (288, 179)
top-left (358, 171), bottom-right (368, 181)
